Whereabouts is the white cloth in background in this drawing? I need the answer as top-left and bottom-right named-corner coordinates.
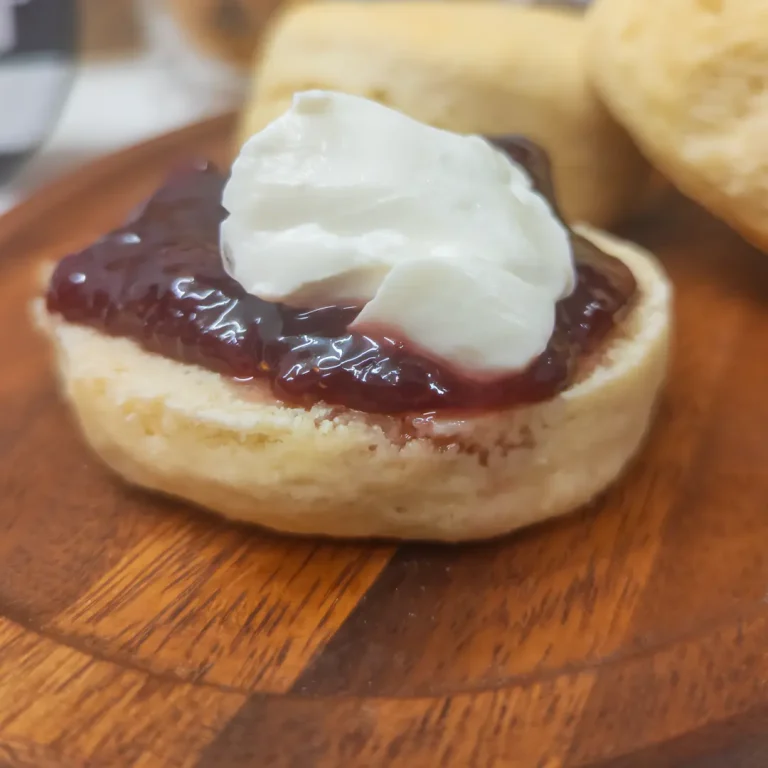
top-left (0, 55), bottom-right (226, 214)
top-left (0, 57), bottom-right (72, 153)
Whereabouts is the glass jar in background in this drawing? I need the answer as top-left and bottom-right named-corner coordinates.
top-left (138, 0), bottom-right (285, 111)
top-left (0, 0), bottom-right (76, 184)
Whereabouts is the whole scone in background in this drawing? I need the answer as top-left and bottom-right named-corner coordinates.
top-left (587, 0), bottom-right (768, 252)
top-left (239, 1), bottom-right (651, 227)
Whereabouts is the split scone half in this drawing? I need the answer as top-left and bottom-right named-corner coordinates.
top-left (36, 226), bottom-right (671, 542)
top-left (239, 1), bottom-right (651, 228)
top-left (587, 0), bottom-right (768, 252)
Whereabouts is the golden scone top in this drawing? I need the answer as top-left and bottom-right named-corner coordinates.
top-left (238, 1), bottom-right (651, 227)
top-left (587, 0), bottom-right (768, 252)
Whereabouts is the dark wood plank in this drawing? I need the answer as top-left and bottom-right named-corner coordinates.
top-left (198, 677), bottom-right (597, 768)
top-left (0, 618), bottom-right (245, 767)
top-left (205, 614), bottom-right (768, 767)
top-left (52, 519), bottom-right (392, 692)
top-left (579, 705), bottom-right (768, 768)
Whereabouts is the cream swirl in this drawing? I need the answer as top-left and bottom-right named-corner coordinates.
top-left (221, 91), bottom-right (574, 375)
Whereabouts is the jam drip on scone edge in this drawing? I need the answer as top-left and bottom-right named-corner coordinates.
top-left (46, 139), bottom-right (637, 415)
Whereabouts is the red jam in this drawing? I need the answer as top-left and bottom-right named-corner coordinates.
top-left (46, 142), bottom-right (636, 415)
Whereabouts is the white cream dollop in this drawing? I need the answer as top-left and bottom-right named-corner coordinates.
top-left (221, 90), bottom-right (575, 375)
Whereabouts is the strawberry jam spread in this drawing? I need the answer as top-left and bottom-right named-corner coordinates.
top-left (46, 140), bottom-right (636, 415)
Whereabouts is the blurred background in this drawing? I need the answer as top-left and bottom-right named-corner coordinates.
top-left (0, 0), bottom-right (593, 216)
top-left (0, 0), bottom-right (273, 213)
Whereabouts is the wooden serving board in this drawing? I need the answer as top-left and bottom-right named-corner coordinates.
top-left (1, 116), bottom-right (768, 768)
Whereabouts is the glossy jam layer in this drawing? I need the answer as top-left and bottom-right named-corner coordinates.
top-left (47, 147), bottom-right (636, 415)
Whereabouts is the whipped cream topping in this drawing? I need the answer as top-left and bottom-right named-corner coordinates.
top-left (221, 91), bottom-right (575, 376)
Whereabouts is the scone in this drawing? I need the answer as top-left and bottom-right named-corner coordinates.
top-left (37, 93), bottom-right (671, 542)
top-left (239, 1), bottom-right (651, 227)
top-left (587, 0), bottom-right (768, 252)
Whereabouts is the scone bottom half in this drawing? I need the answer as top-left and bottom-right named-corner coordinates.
top-left (37, 140), bottom-right (672, 542)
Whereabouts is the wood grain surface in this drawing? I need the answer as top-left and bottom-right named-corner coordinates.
top-left (1, 115), bottom-right (768, 767)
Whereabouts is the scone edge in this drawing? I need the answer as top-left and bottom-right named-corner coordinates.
top-left (35, 226), bottom-right (671, 542)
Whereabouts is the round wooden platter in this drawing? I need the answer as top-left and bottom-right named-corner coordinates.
top-left (1, 116), bottom-right (768, 768)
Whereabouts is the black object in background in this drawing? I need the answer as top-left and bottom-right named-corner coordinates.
top-left (0, 0), bottom-right (77, 185)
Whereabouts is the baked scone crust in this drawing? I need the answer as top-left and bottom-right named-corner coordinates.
top-left (36, 226), bottom-right (671, 542)
top-left (239, 1), bottom-right (650, 228)
top-left (587, 0), bottom-right (768, 251)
